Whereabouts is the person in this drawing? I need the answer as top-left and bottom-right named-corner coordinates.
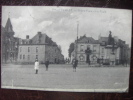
top-left (45, 59), bottom-right (49, 71)
top-left (72, 59), bottom-right (78, 72)
top-left (34, 59), bottom-right (39, 74)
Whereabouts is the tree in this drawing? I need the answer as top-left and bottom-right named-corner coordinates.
top-left (68, 43), bottom-right (74, 58)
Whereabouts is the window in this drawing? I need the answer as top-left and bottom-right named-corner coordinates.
top-left (20, 47), bottom-right (22, 52)
top-left (23, 55), bottom-right (25, 59)
top-left (80, 45), bottom-right (84, 51)
top-left (87, 45), bottom-right (90, 49)
top-left (36, 55), bottom-right (38, 59)
top-left (93, 45), bottom-right (97, 52)
top-left (102, 48), bottom-right (104, 53)
top-left (36, 47), bottom-right (38, 53)
top-left (20, 55), bottom-right (22, 59)
top-left (28, 55), bottom-right (30, 60)
top-left (28, 47), bottom-right (30, 52)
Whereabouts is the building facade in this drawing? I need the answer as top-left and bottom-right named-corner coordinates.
top-left (71, 32), bottom-right (130, 65)
top-left (17, 32), bottom-right (64, 64)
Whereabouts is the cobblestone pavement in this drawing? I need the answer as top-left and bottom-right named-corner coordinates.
top-left (1, 64), bottom-right (130, 92)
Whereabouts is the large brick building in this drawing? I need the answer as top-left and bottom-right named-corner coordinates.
top-left (1, 18), bottom-right (19, 63)
top-left (17, 32), bottom-right (64, 64)
top-left (71, 31), bottom-right (130, 65)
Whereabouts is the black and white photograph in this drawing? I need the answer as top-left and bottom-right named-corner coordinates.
top-left (1, 6), bottom-right (132, 92)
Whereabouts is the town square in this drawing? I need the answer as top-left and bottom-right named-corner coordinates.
top-left (1, 6), bottom-right (132, 92)
top-left (1, 64), bottom-right (130, 92)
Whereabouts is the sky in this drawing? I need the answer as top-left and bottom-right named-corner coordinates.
top-left (2, 6), bottom-right (132, 58)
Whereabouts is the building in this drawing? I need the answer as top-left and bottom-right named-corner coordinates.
top-left (71, 35), bottom-right (100, 64)
top-left (71, 31), bottom-right (130, 65)
top-left (1, 18), bottom-right (19, 63)
top-left (17, 32), bottom-right (64, 64)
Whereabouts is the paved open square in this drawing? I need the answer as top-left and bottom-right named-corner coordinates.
top-left (1, 64), bottom-right (130, 92)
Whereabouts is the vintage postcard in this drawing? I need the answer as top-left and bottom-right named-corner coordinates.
top-left (1, 6), bottom-right (132, 92)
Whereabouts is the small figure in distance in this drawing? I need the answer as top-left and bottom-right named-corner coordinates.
top-left (34, 59), bottom-right (39, 74)
top-left (45, 58), bottom-right (49, 71)
top-left (72, 58), bottom-right (78, 72)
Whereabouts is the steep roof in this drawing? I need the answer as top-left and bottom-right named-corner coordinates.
top-left (5, 18), bottom-right (14, 33)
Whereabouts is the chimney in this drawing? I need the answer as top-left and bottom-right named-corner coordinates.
top-left (38, 32), bottom-right (42, 43)
top-left (26, 35), bottom-right (29, 39)
top-left (38, 32), bottom-right (41, 35)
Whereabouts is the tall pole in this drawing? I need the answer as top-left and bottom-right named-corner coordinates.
top-left (77, 21), bottom-right (79, 42)
top-left (75, 21), bottom-right (79, 60)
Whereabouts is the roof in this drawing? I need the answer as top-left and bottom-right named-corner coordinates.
top-left (31, 32), bottom-right (46, 44)
top-left (99, 37), bottom-right (108, 43)
top-left (77, 35), bottom-right (99, 44)
top-left (5, 18), bottom-right (14, 33)
top-left (20, 32), bottom-right (57, 46)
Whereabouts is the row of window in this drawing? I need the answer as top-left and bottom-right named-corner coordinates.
top-left (19, 47), bottom-right (57, 53)
top-left (20, 55), bottom-right (38, 60)
top-left (20, 47), bottom-right (38, 52)
top-left (80, 45), bottom-right (97, 52)
top-left (79, 45), bottom-right (105, 53)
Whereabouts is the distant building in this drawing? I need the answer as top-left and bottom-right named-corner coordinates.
top-left (17, 32), bottom-right (64, 64)
top-left (71, 31), bottom-right (130, 65)
top-left (1, 18), bottom-right (19, 63)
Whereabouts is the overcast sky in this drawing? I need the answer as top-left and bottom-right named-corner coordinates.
top-left (2, 6), bottom-right (132, 58)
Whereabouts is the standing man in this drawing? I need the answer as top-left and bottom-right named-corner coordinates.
top-left (72, 59), bottom-right (78, 72)
top-left (45, 59), bottom-right (49, 71)
top-left (34, 59), bottom-right (39, 74)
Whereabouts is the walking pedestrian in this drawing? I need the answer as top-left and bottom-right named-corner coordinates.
top-left (45, 59), bottom-right (49, 71)
top-left (72, 59), bottom-right (78, 72)
top-left (34, 59), bottom-right (39, 74)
